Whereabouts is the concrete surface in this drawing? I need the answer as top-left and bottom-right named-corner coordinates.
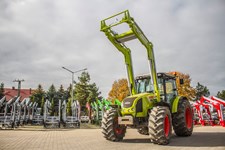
top-left (0, 125), bottom-right (224, 150)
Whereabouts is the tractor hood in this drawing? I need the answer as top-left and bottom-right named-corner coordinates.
top-left (121, 93), bottom-right (156, 117)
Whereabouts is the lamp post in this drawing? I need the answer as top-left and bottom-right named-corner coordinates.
top-left (62, 67), bottom-right (87, 102)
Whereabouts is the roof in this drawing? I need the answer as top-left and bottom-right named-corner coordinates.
top-left (135, 74), bottom-right (151, 80)
top-left (4, 88), bottom-right (34, 101)
top-left (157, 72), bottom-right (176, 79)
top-left (135, 72), bottom-right (175, 80)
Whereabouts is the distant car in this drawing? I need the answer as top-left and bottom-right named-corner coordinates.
top-left (80, 116), bottom-right (89, 123)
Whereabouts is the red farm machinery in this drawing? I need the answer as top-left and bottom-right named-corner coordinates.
top-left (192, 96), bottom-right (225, 127)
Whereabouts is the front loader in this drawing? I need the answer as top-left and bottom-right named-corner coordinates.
top-left (100, 10), bottom-right (193, 145)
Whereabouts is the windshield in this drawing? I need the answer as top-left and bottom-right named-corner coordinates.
top-left (136, 78), bottom-right (153, 93)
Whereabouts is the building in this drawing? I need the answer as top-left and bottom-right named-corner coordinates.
top-left (4, 87), bottom-right (34, 101)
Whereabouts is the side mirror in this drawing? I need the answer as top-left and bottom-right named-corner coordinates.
top-left (180, 79), bottom-right (184, 85)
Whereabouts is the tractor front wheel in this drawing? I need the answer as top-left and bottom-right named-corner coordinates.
top-left (101, 109), bottom-right (126, 141)
top-left (149, 106), bottom-right (172, 145)
top-left (172, 98), bottom-right (193, 136)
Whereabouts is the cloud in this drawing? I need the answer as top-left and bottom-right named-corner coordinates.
top-left (0, 0), bottom-right (224, 97)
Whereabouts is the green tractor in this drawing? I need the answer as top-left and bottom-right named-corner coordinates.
top-left (100, 10), bottom-right (193, 145)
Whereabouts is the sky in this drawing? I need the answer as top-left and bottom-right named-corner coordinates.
top-left (0, 0), bottom-right (225, 98)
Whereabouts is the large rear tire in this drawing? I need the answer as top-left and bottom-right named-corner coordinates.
top-left (172, 98), bottom-right (193, 136)
top-left (101, 109), bottom-right (126, 141)
top-left (149, 106), bottom-right (172, 145)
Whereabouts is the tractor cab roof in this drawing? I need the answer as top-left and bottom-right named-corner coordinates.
top-left (135, 74), bottom-right (151, 80)
top-left (135, 72), bottom-right (175, 80)
top-left (157, 72), bottom-right (176, 80)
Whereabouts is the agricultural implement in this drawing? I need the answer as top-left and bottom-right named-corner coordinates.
top-left (19, 98), bottom-right (31, 125)
top-left (102, 99), bottom-right (112, 111)
top-left (89, 99), bottom-right (121, 125)
top-left (100, 10), bottom-right (193, 145)
top-left (0, 96), bottom-right (20, 129)
top-left (90, 101), bottom-right (102, 125)
top-left (0, 96), bottom-right (7, 128)
top-left (13, 96), bottom-right (23, 127)
top-left (32, 102), bottom-right (43, 125)
top-left (0, 96), bottom-right (41, 128)
top-left (61, 100), bottom-right (80, 128)
top-left (192, 96), bottom-right (225, 127)
top-left (0, 96), bottom-right (6, 111)
top-left (43, 99), bottom-right (61, 128)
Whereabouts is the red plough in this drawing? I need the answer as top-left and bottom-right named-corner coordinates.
top-left (192, 96), bottom-right (225, 127)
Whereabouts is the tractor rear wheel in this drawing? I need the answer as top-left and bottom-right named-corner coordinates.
top-left (149, 106), bottom-right (172, 145)
top-left (172, 98), bottom-right (193, 136)
top-left (101, 109), bottom-right (126, 141)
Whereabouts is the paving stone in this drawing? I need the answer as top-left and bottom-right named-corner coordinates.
top-left (0, 126), bottom-right (224, 150)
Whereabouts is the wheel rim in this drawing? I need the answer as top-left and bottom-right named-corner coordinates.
top-left (164, 115), bottom-right (170, 137)
top-left (185, 107), bottom-right (192, 129)
top-left (115, 128), bottom-right (123, 134)
top-left (114, 118), bottom-right (123, 135)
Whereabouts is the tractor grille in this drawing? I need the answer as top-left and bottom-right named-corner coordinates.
top-left (136, 98), bottom-right (143, 112)
top-left (123, 97), bottom-right (137, 108)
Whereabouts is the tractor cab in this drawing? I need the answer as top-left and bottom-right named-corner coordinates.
top-left (135, 73), bottom-right (178, 103)
top-left (157, 73), bottom-right (178, 103)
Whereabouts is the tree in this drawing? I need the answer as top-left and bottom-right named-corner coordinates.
top-left (46, 84), bottom-right (57, 115)
top-left (57, 84), bottom-right (72, 115)
top-left (31, 84), bottom-right (45, 107)
top-left (74, 71), bottom-right (101, 108)
top-left (217, 90), bottom-right (225, 100)
top-left (47, 84), bottom-right (57, 100)
top-left (87, 83), bottom-right (101, 103)
top-left (57, 85), bottom-right (65, 99)
top-left (168, 72), bottom-right (196, 100)
top-left (75, 72), bottom-right (90, 106)
top-left (195, 82), bottom-right (210, 100)
top-left (30, 84), bottom-right (45, 115)
top-left (0, 83), bottom-right (4, 99)
top-left (108, 78), bottom-right (129, 101)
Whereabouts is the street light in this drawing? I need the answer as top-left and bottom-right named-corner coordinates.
top-left (62, 67), bottom-right (87, 102)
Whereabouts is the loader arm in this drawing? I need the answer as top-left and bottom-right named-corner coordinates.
top-left (101, 10), bottom-right (160, 101)
top-left (101, 28), bottom-right (136, 95)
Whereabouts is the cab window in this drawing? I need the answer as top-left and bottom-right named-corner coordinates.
top-left (136, 78), bottom-right (153, 93)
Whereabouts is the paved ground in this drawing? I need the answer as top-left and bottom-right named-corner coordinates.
top-left (0, 125), bottom-right (225, 150)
